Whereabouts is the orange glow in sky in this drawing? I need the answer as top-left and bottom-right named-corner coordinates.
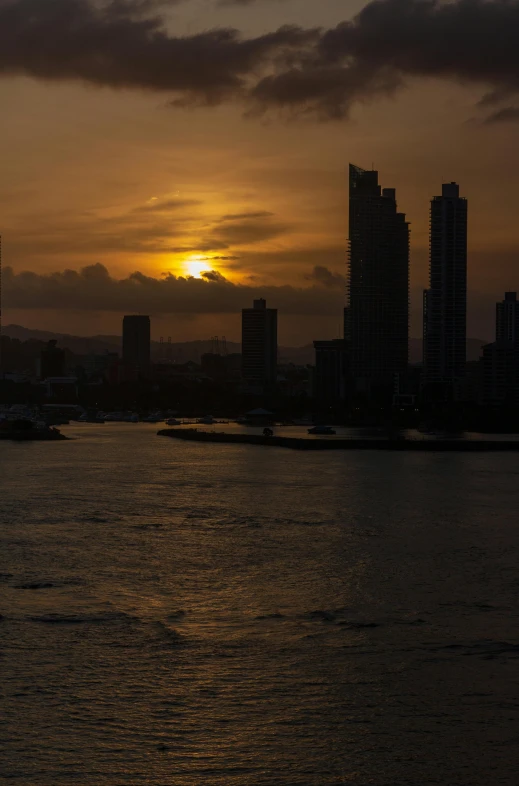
top-left (2, 0), bottom-right (519, 344)
top-left (185, 259), bottom-right (212, 279)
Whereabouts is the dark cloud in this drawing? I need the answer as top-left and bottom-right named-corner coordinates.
top-left (207, 255), bottom-right (241, 261)
top-left (217, 0), bottom-right (291, 5)
top-left (207, 216), bottom-right (291, 246)
top-left (252, 0), bottom-right (519, 118)
top-left (8, 211), bottom-right (194, 255)
top-left (249, 64), bottom-right (401, 120)
top-left (3, 263), bottom-right (344, 315)
top-left (305, 265), bottom-right (345, 289)
top-left (0, 0), bottom-right (317, 104)
top-left (5, 201), bottom-right (283, 257)
top-left (201, 269), bottom-right (227, 282)
top-left (219, 211), bottom-right (274, 221)
top-left (483, 106), bottom-right (519, 124)
top-left (1, 0), bottom-right (519, 118)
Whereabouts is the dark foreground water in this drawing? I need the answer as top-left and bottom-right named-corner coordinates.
top-left (1, 423), bottom-right (519, 785)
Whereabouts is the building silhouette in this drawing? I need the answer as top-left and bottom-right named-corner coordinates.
top-left (122, 315), bottom-right (150, 377)
top-left (83, 352), bottom-right (119, 380)
top-left (496, 291), bottom-right (519, 343)
top-left (347, 164), bottom-right (409, 392)
top-left (313, 339), bottom-right (349, 410)
top-left (423, 182), bottom-right (468, 398)
top-left (482, 292), bottom-right (519, 406)
top-left (241, 298), bottom-right (277, 387)
top-left (40, 340), bottom-right (65, 379)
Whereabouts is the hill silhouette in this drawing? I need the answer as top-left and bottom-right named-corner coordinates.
top-left (3, 325), bottom-right (487, 365)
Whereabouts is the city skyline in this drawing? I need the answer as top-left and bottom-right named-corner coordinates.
top-left (2, 0), bottom-right (519, 343)
top-left (1, 167), bottom-right (513, 348)
top-left (0, 0), bottom-right (519, 344)
top-left (2, 4), bottom-right (519, 780)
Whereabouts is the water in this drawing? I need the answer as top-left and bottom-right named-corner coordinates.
top-left (1, 423), bottom-right (519, 784)
top-left (168, 422), bottom-right (519, 441)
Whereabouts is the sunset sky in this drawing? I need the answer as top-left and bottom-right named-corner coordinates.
top-left (2, 0), bottom-right (519, 345)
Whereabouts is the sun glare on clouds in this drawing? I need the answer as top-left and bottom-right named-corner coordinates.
top-left (185, 258), bottom-right (211, 279)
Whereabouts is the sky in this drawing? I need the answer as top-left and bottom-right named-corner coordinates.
top-left (2, 0), bottom-right (519, 345)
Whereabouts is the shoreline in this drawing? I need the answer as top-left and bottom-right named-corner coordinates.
top-left (157, 428), bottom-right (519, 452)
top-left (0, 429), bottom-right (68, 441)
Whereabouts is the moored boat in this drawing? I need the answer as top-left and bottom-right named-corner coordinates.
top-left (308, 425), bottom-right (336, 435)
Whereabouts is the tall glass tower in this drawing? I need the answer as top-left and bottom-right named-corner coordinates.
top-left (347, 164), bottom-right (409, 390)
top-left (423, 182), bottom-right (467, 397)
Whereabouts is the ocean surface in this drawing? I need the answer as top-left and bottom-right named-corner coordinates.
top-left (1, 423), bottom-right (519, 785)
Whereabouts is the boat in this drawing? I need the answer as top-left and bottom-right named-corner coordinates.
top-left (308, 425), bottom-right (336, 435)
top-left (165, 418), bottom-right (181, 426)
top-left (79, 412), bottom-right (105, 423)
top-left (144, 413), bottom-right (164, 423)
top-left (197, 416), bottom-right (217, 425)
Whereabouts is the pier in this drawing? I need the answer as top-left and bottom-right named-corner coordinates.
top-left (157, 428), bottom-right (519, 451)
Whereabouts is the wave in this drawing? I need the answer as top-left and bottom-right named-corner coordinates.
top-left (338, 621), bottom-right (381, 629)
top-left (29, 611), bottom-right (138, 625)
top-left (255, 612), bottom-right (285, 620)
top-left (166, 610), bottom-right (186, 620)
top-left (149, 620), bottom-right (183, 644)
top-left (14, 577), bottom-right (84, 590)
top-left (303, 609), bottom-right (345, 623)
top-left (432, 640), bottom-right (519, 658)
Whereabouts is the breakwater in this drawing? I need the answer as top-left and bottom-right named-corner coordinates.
top-left (0, 428), bottom-right (68, 441)
top-left (157, 428), bottom-right (519, 451)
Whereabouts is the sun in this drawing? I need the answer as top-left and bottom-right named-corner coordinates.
top-left (185, 258), bottom-right (211, 278)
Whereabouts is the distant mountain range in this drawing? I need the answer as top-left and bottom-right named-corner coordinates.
top-left (3, 324), bottom-right (487, 365)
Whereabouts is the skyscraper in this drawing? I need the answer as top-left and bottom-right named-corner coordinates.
top-left (482, 292), bottom-right (519, 406)
top-left (122, 315), bottom-right (151, 376)
top-left (241, 298), bottom-right (277, 387)
top-left (423, 182), bottom-right (468, 396)
top-left (347, 164), bottom-right (409, 390)
top-left (496, 292), bottom-right (519, 344)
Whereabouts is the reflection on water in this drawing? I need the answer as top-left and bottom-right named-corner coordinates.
top-left (171, 421), bottom-right (519, 441)
top-left (1, 423), bottom-right (519, 784)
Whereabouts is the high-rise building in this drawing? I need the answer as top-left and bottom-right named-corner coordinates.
top-left (347, 164), bottom-right (409, 390)
top-left (313, 339), bottom-right (350, 409)
top-left (482, 292), bottom-right (519, 406)
top-left (122, 315), bottom-right (151, 376)
top-left (496, 292), bottom-right (519, 344)
top-left (241, 298), bottom-right (277, 386)
top-left (423, 182), bottom-right (468, 397)
top-left (481, 341), bottom-right (519, 406)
